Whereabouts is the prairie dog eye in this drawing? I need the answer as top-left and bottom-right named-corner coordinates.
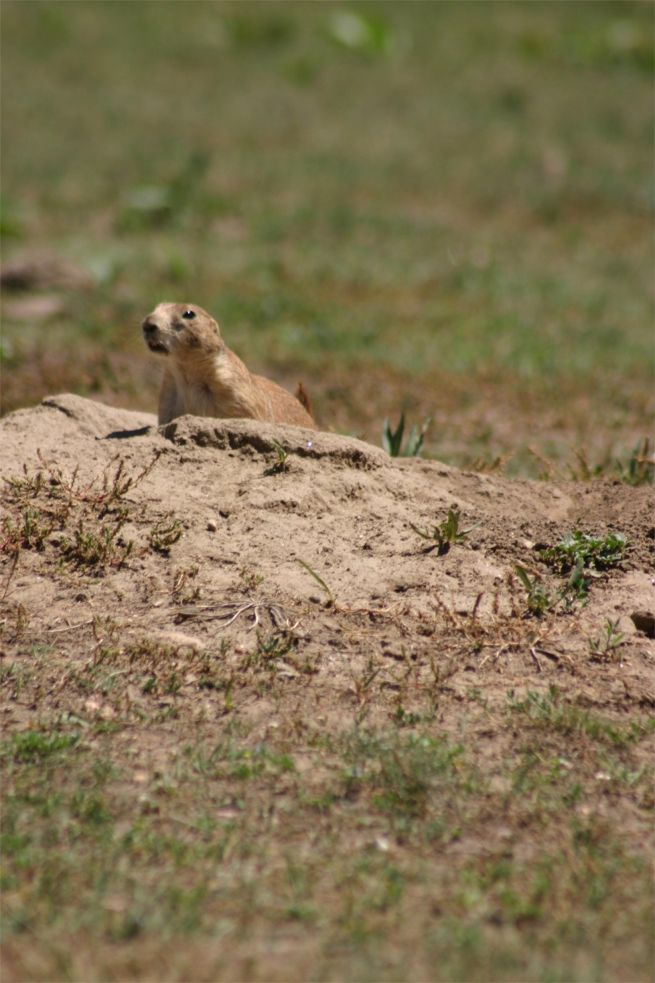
top-left (182, 309), bottom-right (196, 320)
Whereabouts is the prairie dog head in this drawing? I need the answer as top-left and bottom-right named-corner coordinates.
top-left (142, 302), bottom-right (222, 359)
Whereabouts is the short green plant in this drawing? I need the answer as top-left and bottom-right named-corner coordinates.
top-left (411, 506), bottom-right (475, 555)
top-left (1, 507), bottom-right (53, 553)
top-left (516, 557), bottom-right (589, 616)
top-left (149, 516), bottom-right (183, 554)
top-left (240, 567), bottom-right (264, 591)
top-left (382, 412), bottom-right (431, 458)
top-left (45, 453), bottom-right (160, 515)
top-left (296, 559), bottom-right (335, 605)
top-left (0, 456), bottom-right (179, 576)
top-left (616, 437), bottom-right (654, 486)
top-left (393, 706), bottom-right (424, 727)
top-left (560, 556), bottom-right (592, 607)
top-left (539, 531), bottom-right (627, 574)
top-left (3, 466), bottom-right (45, 503)
top-left (93, 459), bottom-right (142, 511)
top-left (518, 531), bottom-right (628, 615)
top-left (60, 517), bottom-right (133, 571)
top-left (515, 566), bottom-right (555, 616)
top-left (588, 619), bottom-right (626, 661)
top-left (254, 630), bottom-right (296, 664)
top-left (263, 440), bottom-right (289, 476)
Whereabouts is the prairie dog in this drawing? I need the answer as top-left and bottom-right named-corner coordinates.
top-left (142, 302), bottom-right (316, 429)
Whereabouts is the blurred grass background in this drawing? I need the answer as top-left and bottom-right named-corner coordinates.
top-left (1, 0), bottom-right (653, 474)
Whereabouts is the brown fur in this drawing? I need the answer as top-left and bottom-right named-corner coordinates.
top-left (142, 302), bottom-right (317, 429)
top-left (295, 381), bottom-right (313, 418)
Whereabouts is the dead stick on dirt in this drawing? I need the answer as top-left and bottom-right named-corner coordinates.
top-left (529, 646), bottom-right (543, 672)
top-left (220, 603), bottom-right (256, 629)
top-left (480, 642), bottom-right (510, 669)
top-left (175, 603), bottom-right (245, 621)
top-left (0, 551), bottom-right (20, 603)
top-left (176, 602), bottom-right (255, 628)
top-left (536, 645), bottom-right (573, 668)
top-left (471, 592), bottom-right (484, 621)
top-left (177, 600), bottom-right (297, 633)
top-left (47, 619), bottom-right (95, 633)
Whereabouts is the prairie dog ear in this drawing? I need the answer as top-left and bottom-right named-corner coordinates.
top-left (209, 315), bottom-right (223, 343)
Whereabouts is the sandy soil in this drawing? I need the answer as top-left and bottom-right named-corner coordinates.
top-left (1, 393), bottom-right (653, 739)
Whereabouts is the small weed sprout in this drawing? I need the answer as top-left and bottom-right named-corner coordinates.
top-left (3, 466), bottom-right (45, 503)
top-left (96, 459), bottom-right (136, 511)
top-left (43, 452), bottom-right (161, 514)
top-left (516, 557), bottom-right (589, 617)
top-left (60, 518), bottom-right (133, 572)
top-left (411, 506), bottom-right (476, 556)
top-left (240, 567), bottom-right (264, 592)
top-left (296, 559), bottom-right (335, 605)
top-left (1, 508), bottom-right (53, 553)
top-left (383, 412), bottom-right (431, 458)
top-left (559, 557), bottom-right (591, 608)
top-left (254, 630), bottom-right (296, 664)
top-left (515, 566), bottom-right (555, 617)
top-left (149, 516), bottom-right (183, 554)
top-left (589, 619), bottom-right (626, 662)
top-left (264, 440), bottom-right (290, 476)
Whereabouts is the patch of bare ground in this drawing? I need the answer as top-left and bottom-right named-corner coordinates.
top-left (1, 395), bottom-right (653, 983)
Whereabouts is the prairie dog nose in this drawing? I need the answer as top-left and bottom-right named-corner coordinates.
top-left (142, 318), bottom-right (158, 336)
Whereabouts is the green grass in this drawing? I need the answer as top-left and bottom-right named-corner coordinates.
top-left (507, 686), bottom-right (655, 747)
top-left (0, 729), bottom-right (80, 763)
top-left (1, 1), bottom-right (653, 473)
top-left (2, 712), bottom-right (653, 981)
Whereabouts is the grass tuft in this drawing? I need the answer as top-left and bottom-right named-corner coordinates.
top-left (382, 412), bottom-right (431, 458)
top-left (1, 730), bottom-right (80, 762)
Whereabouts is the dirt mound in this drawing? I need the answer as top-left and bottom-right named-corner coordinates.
top-left (2, 393), bottom-right (653, 728)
